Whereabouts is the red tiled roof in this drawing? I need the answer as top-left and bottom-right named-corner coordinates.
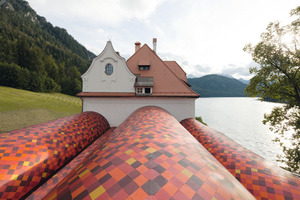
top-left (138, 59), bottom-right (151, 66)
top-left (164, 61), bottom-right (187, 82)
top-left (127, 44), bottom-right (199, 97)
top-left (77, 92), bottom-right (197, 98)
top-left (77, 92), bottom-right (136, 97)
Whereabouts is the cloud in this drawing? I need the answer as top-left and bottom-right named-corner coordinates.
top-left (221, 61), bottom-right (261, 79)
top-left (222, 64), bottom-right (250, 76)
top-left (26, 0), bottom-right (299, 80)
top-left (156, 51), bottom-right (212, 77)
top-left (194, 64), bottom-right (211, 73)
top-left (158, 51), bottom-right (253, 79)
top-left (187, 64), bottom-right (212, 77)
top-left (27, 0), bottom-right (166, 26)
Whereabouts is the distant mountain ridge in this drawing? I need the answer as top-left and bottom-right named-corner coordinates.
top-left (0, 0), bottom-right (96, 95)
top-left (188, 74), bottom-right (248, 97)
top-left (238, 78), bottom-right (250, 85)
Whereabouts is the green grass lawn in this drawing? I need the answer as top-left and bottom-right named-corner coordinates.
top-left (0, 86), bottom-right (82, 133)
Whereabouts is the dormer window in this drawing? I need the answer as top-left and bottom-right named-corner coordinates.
top-left (105, 64), bottom-right (113, 75)
top-left (139, 65), bottom-right (150, 71)
top-left (138, 60), bottom-right (150, 71)
top-left (135, 76), bottom-right (153, 96)
top-left (136, 87), bottom-right (152, 95)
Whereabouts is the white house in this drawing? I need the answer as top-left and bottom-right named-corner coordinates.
top-left (77, 39), bottom-right (200, 126)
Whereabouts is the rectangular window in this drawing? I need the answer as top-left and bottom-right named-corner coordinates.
top-left (136, 87), bottom-right (152, 95)
top-left (139, 66), bottom-right (150, 71)
top-left (145, 88), bottom-right (151, 94)
top-left (136, 88), bottom-right (143, 94)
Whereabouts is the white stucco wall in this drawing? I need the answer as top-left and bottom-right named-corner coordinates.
top-left (82, 97), bottom-right (196, 127)
top-left (81, 41), bottom-right (136, 93)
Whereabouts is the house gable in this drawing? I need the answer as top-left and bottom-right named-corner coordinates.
top-left (81, 41), bottom-right (136, 93)
top-left (78, 40), bottom-right (199, 126)
top-left (127, 44), bottom-right (199, 97)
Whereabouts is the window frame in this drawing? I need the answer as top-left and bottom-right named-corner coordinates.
top-left (136, 87), bottom-right (143, 94)
top-left (144, 88), bottom-right (151, 94)
top-left (136, 87), bottom-right (152, 95)
top-left (139, 65), bottom-right (150, 71)
top-left (105, 63), bottom-right (113, 75)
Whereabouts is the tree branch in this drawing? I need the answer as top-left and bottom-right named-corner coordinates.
top-left (266, 57), bottom-right (300, 103)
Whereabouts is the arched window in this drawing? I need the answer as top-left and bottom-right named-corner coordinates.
top-left (105, 64), bottom-right (113, 75)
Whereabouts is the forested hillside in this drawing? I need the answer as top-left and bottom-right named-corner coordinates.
top-left (0, 0), bottom-right (96, 95)
top-left (188, 74), bottom-right (247, 97)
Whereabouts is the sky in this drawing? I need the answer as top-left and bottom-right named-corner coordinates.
top-left (26, 0), bottom-right (299, 79)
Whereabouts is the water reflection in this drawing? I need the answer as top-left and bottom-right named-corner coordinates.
top-left (195, 97), bottom-right (287, 166)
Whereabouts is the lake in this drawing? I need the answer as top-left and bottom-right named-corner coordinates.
top-left (195, 97), bottom-right (286, 167)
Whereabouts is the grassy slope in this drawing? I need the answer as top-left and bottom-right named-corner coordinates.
top-left (0, 86), bottom-right (82, 133)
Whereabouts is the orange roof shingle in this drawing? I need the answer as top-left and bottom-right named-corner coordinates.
top-left (77, 92), bottom-right (136, 97)
top-left (164, 61), bottom-right (187, 82)
top-left (127, 44), bottom-right (199, 97)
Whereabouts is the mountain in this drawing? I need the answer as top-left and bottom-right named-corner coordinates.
top-left (238, 78), bottom-right (250, 85)
top-left (218, 73), bottom-right (234, 79)
top-left (218, 74), bottom-right (250, 84)
top-left (0, 0), bottom-right (96, 95)
top-left (188, 74), bottom-right (248, 97)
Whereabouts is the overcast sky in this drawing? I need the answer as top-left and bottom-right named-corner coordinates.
top-left (26, 0), bottom-right (299, 79)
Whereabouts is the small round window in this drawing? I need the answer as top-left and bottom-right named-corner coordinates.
top-left (105, 64), bottom-right (113, 75)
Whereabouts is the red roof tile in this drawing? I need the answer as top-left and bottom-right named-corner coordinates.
top-left (77, 92), bottom-right (197, 98)
top-left (127, 44), bottom-right (199, 97)
top-left (77, 92), bottom-right (136, 97)
top-left (164, 61), bottom-right (187, 82)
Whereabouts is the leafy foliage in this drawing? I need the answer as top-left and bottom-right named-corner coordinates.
top-left (0, 0), bottom-right (95, 95)
top-left (244, 6), bottom-right (300, 173)
top-left (195, 116), bottom-right (207, 126)
top-left (188, 74), bottom-right (247, 97)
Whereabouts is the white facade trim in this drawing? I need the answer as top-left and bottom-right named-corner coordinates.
top-left (81, 97), bottom-right (195, 127)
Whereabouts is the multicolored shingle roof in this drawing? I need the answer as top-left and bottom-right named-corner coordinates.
top-left (0, 107), bottom-right (299, 199)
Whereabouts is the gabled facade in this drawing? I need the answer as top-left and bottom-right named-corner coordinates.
top-left (78, 39), bottom-right (200, 126)
top-left (80, 41), bottom-right (136, 94)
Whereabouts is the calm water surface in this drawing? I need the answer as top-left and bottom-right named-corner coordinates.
top-left (195, 97), bottom-right (285, 166)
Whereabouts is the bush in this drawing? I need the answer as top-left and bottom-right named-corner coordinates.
top-left (195, 116), bottom-right (207, 125)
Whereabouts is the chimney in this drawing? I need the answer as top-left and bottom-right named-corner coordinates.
top-left (153, 38), bottom-right (157, 53)
top-left (135, 42), bottom-right (141, 52)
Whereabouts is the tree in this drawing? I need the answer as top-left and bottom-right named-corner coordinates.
top-left (61, 66), bottom-right (82, 95)
top-left (0, 0), bottom-right (95, 95)
top-left (44, 55), bottom-right (59, 82)
top-left (17, 38), bottom-right (31, 69)
top-left (244, 6), bottom-right (300, 173)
